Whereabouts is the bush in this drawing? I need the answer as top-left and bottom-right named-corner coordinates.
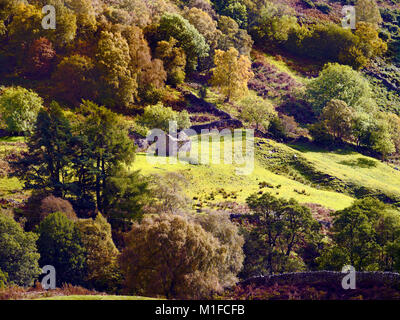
top-left (40, 195), bottom-right (77, 222)
top-left (138, 103), bottom-right (191, 133)
top-left (76, 214), bottom-right (121, 292)
top-left (0, 213), bottom-right (41, 286)
top-left (305, 63), bottom-right (375, 115)
top-left (120, 214), bottom-right (226, 299)
top-left (0, 87), bottom-right (43, 134)
top-left (36, 212), bottom-right (87, 286)
top-left (193, 211), bottom-right (245, 288)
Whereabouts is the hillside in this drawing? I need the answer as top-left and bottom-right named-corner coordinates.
top-left (1, 0), bottom-right (400, 301)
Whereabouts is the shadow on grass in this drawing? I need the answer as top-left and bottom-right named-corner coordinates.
top-left (288, 141), bottom-right (356, 156)
top-left (339, 158), bottom-right (377, 168)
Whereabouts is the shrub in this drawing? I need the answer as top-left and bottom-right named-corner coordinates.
top-left (40, 195), bottom-right (77, 222)
top-left (0, 87), bottom-right (43, 134)
top-left (305, 63), bottom-right (375, 115)
top-left (0, 213), bottom-right (41, 286)
top-left (36, 212), bottom-right (87, 286)
top-left (138, 103), bottom-right (191, 133)
top-left (120, 214), bottom-right (226, 299)
top-left (76, 214), bottom-right (121, 292)
top-left (193, 211), bottom-right (245, 288)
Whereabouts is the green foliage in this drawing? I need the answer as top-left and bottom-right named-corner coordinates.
top-left (238, 94), bottom-right (276, 131)
top-left (13, 100), bottom-right (138, 215)
top-left (309, 121), bottom-right (335, 146)
top-left (0, 268), bottom-right (7, 288)
top-left (138, 103), bottom-right (191, 133)
top-left (212, 0), bottom-right (248, 28)
top-left (37, 212), bottom-right (87, 286)
top-left (0, 213), bottom-right (41, 286)
top-left (103, 166), bottom-right (150, 231)
top-left (250, 1), bottom-right (297, 43)
top-left (318, 198), bottom-right (400, 271)
top-left (12, 101), bottom-right (73, 197)
top-left (158, 13), bottom-right (209, 72)
top-left (305, 63), bottom-right (375, 115)
top-left (285, 21), bottom-right (386, 69)
top-left (241, 192), bottom-right (321, 277)
top-left (0, 87), bottom-right (43, 134)
top-left (76, 101), bottom-right (136, 213)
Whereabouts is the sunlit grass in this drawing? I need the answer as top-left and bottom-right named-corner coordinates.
top-left (132, 134), bottom-right (354, 210)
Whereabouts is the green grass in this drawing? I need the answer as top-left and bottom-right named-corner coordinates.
top-left (36, 295), bottom-right (158, 300)
top-left (0, 136), bottom-right (26, 143)
top-left (290, 143), bottom-right (400, 201)
top-left (132, 134), bottom-right (354, 210)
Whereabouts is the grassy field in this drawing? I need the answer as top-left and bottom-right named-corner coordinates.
top-left (290, 143), bottom-right (400, 200)
top-left (132, 134), bottom-right (354, 210)
top-left (37, 295), bottom-right (158, 300)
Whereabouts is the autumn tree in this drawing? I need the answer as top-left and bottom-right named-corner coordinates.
top-left (25, 37), bottom-right (55, 77)
top-left (147, 172), bottom-right (191, 214)
top-left (238, 94), bottom-right (276, 131)
top-left (193, 211), bottom-right (244, 287)
top-left (211, 47), bottom-right (254, 101)
top-left (95, 31), bottom-right (137, 109)
top-left (321, 99), bottom-right (354, 142)
top-left (64, 0), bottom-right (97, 38)
top-left (33, 0), bottom-right (77, 47)
top-left (355, 0), bottom-right (382, 26)
top-left (122, 25), bottom-right (167, 102)
top-left (76, 214), bottom-right (121, 291)
top-left (155, 37), bottom-right (187, 86)
top-left (120, 214), bottom-right (226, 299)
top-left (52, 54), bottom-right (96, 106)
top-left (40, 195), bottom-right (77, 222)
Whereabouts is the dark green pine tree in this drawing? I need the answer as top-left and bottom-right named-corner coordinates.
top-left (103, 165), bottom-right (150, 231)
top-left (76, 100), bottom-right (136, 213)
top-left (12, 101), bottom-right (74, 198)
